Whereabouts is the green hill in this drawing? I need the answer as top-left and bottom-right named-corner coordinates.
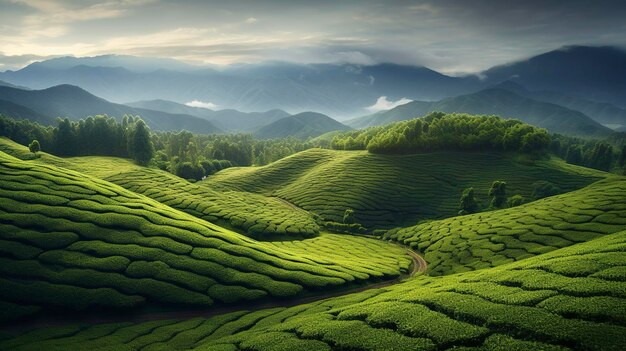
top-left (6, 229), bottom-right (626, 350)
top-left (254, 112), bottom-right (351, 140)
top-left (0, 138), bottom-right (319, 239)
top-left (0, 150), bottom-right (411, 322)
top-left (348, 88), bottom-right (612, 137)
top-left (203, 148), bottom-right (607, 228)
top-left (385, 176), bottom-right (626, 275)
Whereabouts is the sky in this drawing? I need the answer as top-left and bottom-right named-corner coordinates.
top-left (0, 0), bottom-right (625, 74)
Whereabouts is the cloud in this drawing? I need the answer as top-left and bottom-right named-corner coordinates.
top-left (366, 96), bottom-right (412, 112)
top-left (186, 100), bottom-right (218, 110)
top-left (245, 17), bottom-right (258, 24)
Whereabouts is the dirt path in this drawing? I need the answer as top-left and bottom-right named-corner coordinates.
top-left (4, 248), bottom-right (427, 331)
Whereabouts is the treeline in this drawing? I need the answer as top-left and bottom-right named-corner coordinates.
top-left (331, 112), bottom-right (551, 155)
top-left (550, 134), bottom-right (626, 173)
top-left (0, 114), bottom-right (154, 164)
top-left (151, 132), bottom-right (312, 180)
top-left (0, 114), bottom-right (313, 181)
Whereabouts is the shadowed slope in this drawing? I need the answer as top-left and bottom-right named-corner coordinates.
top-left (204, 148), bottom-right (607, 228)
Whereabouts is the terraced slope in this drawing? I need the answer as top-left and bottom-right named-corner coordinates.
top-left (105, 168), bottom-right (320, 239)
top-left (0, 151), bottom-right (411, 322)
top-left (6, 230), bottom-right (626, 351)
top-left (204, 148), bottom-right (607, 228)
top-left (384, 176), bottom-right (626, 275)
top-left (0, 138), bottom-right (320, 239)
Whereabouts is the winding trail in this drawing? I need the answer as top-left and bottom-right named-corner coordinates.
top-left (4, 248), bottom-right (426, 332)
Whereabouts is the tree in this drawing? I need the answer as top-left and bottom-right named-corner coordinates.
top-left (565, 146), bottom-right (583, 165)
top-left (508, 194), bottom-right (525, 207)
top-left (458, 187), bottom-right (479, 215)
top-left (531, 180), bottom-right (561, 200)
top-left (343, 209), bottom-right (355, 224)
top-left (488, 181), bottom-right (507, 209)
top-left (618, 145), bottom-right (626, 170)
top-left (130, 120), bottom-right (154, 165)
top-left (28, 139), bottom-right (40, 157)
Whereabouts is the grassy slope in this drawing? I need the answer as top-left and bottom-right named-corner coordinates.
top-left (6, 230), bottom-right (626, 351)
top-left (0, 138), bottom-right (320, 239)
top-left (0, 151), bottom-right (411, 322)
top-left (384, 176), bottom-right (626, 275)
top-left (203, 148), bottom-right (607, 228)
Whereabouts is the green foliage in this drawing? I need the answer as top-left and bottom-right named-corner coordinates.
top-left (342, 209), bottom-right (355, 224)
top-left (129, 120), bottom-right (154, 165)
top-left (532, 180), bottom-right (562, 200)
top-left (488, 180), bottom-right (507, 209)
top-left (28, 139), bottom-right (40, 156)
top-left (331, 112), bottom-right (551, 155)
top-left (507, 194), bottom-right (526, 207)
top-left (458, 187), bottom-right (479, 215)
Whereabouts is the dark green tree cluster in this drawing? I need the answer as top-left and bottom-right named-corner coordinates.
top-left (488, 181), bottom-right (507, 209)
top-left (331, 112), bottom-right (551, 155)
top-left (458, 187), bottom-right (479, 215)
top-left (0, 114), bottom-right (154, 165)
top-left (551, 134), bottom-right (625, 172)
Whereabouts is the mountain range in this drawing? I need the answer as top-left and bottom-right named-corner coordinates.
top-left (126, 99), bottom-right (289, 132)
top-left (1, 46), bottom-right (625, 119)
top-left (254, 112), bottom-right (351, 140)
top-left (348, 87), bottom-right (613, 137)
top-left (0, 85), bottom-right (221, 134)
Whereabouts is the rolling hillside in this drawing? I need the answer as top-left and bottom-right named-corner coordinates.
top-left (254, 112), bottom-right (351, 140)
top-left (0, 150), bottom-right (412, 323)
top-left (0, 85), bottom-right (221, 134)
top-left (126, 99), bottom-right (290, 132)
top-left (0, 138), bottom-right (319, 239)
top-left (6, 226), bottom-right (626, 350)
top-left (385, 176), bottom-right (626, 275)
top-left (203, 148), bottom-right (607, 228)
top-left (349, 88), bottom-right (612, 137)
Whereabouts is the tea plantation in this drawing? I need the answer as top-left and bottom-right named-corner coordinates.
top-left (385, 176), bottom-right (626, 275)
top-left (0, 151), bottom-right (412, 322)
top-left (0, 138), bottom-right (320, 239)
top-left (4, 230), bottom-right (625, 351)
top-left (204, 148), bottom-right (606, 228)
top-left (1, 137), bottom-right (625, 351)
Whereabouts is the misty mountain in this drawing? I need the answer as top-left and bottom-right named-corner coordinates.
top-left (491, 81), bottom-right (626, 130)
top-left (0, 99), bottom-right (55, 125)
top-left (481, 46), bottom-right (626, 108)
top-left (254, 112), bottom-right (351, 140)
top-left (126, 99), bottom-right (289, 132)
top-left (2, 45), bottom-right (625, 119)
top-left (0, 85), bottom-right (221, 134)
top-left (0, 59), bottom-right (479, 119)
top-left (348, 88), bottom-right (612, 137)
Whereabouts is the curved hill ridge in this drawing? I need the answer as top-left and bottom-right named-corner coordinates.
top-left (0, 150), bottom-right (411, 322)
top-left (203, 148), bottom-right (607, 228)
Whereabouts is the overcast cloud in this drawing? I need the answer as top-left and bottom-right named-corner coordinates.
top-left (0, 0), bottom-right (625, 73)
